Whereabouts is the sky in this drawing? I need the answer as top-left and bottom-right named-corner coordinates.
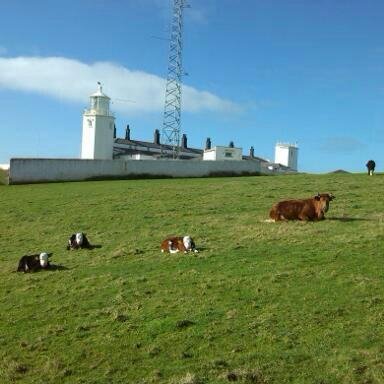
top-left (0, 0), bottom-right (383, 172)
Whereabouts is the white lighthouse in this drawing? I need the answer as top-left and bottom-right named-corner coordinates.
top-left (274, 142), bottom-right (299, 171)
top-left (81, 83), bottom-right (115, 160)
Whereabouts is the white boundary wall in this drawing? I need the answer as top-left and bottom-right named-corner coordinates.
top-left (9, 158), bottom-right (264, 184)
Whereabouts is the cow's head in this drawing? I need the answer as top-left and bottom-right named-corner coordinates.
top-left (183, 236), bottom-right (192, 251)
top-left (39, 252), bottom-right (51, 268)
top-left (314, 193), bottom-right (335, 212)
top-left (76, 232), bottom-right (84, 246)
top-left (183, 236), bottom-right (198, 252)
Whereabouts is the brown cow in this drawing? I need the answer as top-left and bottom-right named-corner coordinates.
top-left (269, 193), bottom-right (335, 221)
top-left (161, 236), bottom-right (198, 254)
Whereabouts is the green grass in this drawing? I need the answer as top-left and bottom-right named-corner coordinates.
top-left (0, 173), bottom-right (383, 383)
top-left (0, 169), bottom-right (8, 185)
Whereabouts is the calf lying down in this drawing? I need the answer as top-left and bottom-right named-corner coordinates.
top-left (17, 252), bottom-right (52, 273)
top-left (67, 232), bottom-right (91, 250)
top-left (161, 236), bottom-right (198, 254)
top-left (269, 193), bottom-right (335, 221)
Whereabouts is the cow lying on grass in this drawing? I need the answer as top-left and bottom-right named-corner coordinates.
top-left (269, 193), bottom-right (335, 221)
top-left (161, 236), bottom-right (198, 254)
top-left (66, 233), bottom-right (91, 250)
top-left (17, 252), bottom-right (52, 273)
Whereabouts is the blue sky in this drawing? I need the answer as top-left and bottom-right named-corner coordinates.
top-left (0, 0), bottom-right (383, 172)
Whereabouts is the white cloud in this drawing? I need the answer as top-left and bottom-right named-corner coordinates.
top-left (186, 7), bottom-right (208, 24)
top-left (319, 136), bottom-right (365, 153)
top-left (0, 56), bottom-right (239, 115)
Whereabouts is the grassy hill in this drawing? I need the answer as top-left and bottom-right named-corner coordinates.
top-left (0, 173), bottom-right (383, 383)
top-left (0, 169), bottom-right (8, 185)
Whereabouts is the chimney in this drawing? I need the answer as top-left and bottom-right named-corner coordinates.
top-left (181, 134), bottom-right (187, 149)
top-left (205, 137), bottom-right (211, 150)
top-left (250, 146), bottom-right (254, 158)
top-left (229, 141), bottom-right (234, 148)
top-left (125, 125), bottom-right (130, 140)
top-left (154, 129), bottom-right (160, 145)
top-left (113, 124), bottom-right (116, 139)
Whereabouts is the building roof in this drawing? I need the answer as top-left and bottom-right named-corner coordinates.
top-left (242, 155), bottom-right (269, 162)
top-left (114, 138), bottom-right (204, 155)
top-left (114, 138), bottom-right (274, 164)
top-left (114, 147), bottom-right (202, 160)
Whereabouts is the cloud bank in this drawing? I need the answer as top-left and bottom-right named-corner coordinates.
top-left (0, 56), bottom-right (239, 115)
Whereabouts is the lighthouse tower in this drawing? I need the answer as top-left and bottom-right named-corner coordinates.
top-left (81, 83), bottom-right (115, 159)
top-left (274, 142), bottom-right (299, 171)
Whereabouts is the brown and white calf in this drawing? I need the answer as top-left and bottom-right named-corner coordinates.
top-left (269, 193), bottom-right (335, 221)
top-left (161, 236), bottom-right (198, 254)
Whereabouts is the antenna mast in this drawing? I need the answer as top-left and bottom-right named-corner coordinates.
top-left (161, 0), bottom-right (187, 159)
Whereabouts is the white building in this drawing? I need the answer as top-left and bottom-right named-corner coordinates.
top-left (274, 142), bottom-right (299, 171)
top-left (203, 145), bottom-right (243, 161)
top-left (79, 86), bottom-right (296, 173)
top-left (81, 83), bottom-right (115, 160)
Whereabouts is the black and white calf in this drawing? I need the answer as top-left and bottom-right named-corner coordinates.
top-left (66, 233), bottom-right (91, 250)
top-left (17, 252), bottom-right (51, 273)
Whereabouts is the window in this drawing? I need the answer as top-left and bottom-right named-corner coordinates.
top-left (225, 152), bottom-right (233, 158)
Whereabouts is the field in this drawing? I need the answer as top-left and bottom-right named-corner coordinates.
top-left (0, 173), bottom-right (383, 384)
top-left (0, 169), bottom-right (8, 186)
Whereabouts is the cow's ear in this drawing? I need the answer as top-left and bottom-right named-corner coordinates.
top-left (314, 193), bottom-right (321, 200)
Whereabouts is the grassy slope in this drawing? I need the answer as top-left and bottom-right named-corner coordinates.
top-left (0, 174), bottom-right (383, 384)
top-left (0, 169), bottom-right (8, 185)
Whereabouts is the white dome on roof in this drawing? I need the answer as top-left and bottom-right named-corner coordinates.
top-left (90, 82), bottom-right (110, 99)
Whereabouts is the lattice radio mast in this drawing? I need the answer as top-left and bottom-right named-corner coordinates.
top-left (161, 0), bottom-right (188, 158)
